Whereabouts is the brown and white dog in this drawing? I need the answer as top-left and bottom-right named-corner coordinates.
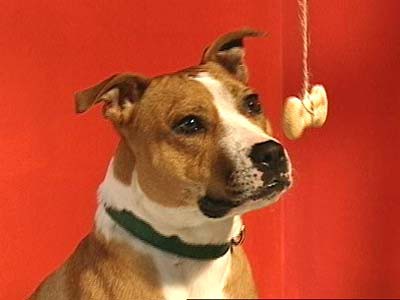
top-left (30, 29), bottom-right (292, 300)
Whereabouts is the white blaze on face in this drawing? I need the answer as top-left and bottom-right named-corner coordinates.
top-left (194, 73), bottom-right (272, 197)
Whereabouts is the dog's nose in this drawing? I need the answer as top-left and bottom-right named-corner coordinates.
top-left (249, 140), bottom-right (287, 172)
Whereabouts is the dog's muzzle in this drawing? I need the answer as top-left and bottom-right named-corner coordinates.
top-left (198, 141), bottom-right (291, 219)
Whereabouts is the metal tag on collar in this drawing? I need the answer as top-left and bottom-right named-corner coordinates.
top-left (230, 225), bottom-right (246, 248)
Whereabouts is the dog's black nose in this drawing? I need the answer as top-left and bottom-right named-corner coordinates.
top-left (249, 140), bottom-right (287, 172)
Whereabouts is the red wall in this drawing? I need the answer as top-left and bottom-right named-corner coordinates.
top-left (0, 1), bottom-right (283, 299)
top-left (0, 1), bottom-right (399, 299)
top-left (282, 0), bottom-right (400, 298)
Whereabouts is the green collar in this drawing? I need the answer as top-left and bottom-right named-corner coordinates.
top-left (105, 206), bottom-right (237, 260)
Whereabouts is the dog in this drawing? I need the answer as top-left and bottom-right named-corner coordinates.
top-left (30, 28), bottom-right (292, 300)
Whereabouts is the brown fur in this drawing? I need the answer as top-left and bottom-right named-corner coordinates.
top-left (126, 71), bottom-right (221, 207)
top-left (73, 29), bottom-right (271, 210)
top-left (31, 29), bottom-right (272, 299)
top-left (30, 232), bottom-right (163, 300)
top-left (203, 62), bottom-right (271, 133)
top-left (30, 235), bottom-right (257, 300)
top-left (201, 29), bottom-right (264, 83)
top-left (224, 246), bottom-right (258, 299)
top-left (121, 63), bottom-right (273, 207)
top-left (113, 139), bottom-right (136, 184)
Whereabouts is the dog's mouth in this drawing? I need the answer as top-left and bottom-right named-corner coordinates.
top-left (198, 178), bottom-right (291, 218)
top-left (250, 177), bottom-right (291, 199)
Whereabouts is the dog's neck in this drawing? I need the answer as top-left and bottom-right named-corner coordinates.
top-left (95, 142), bottom-right (242, 246)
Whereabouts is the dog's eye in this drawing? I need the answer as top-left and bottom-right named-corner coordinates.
top-left (173, 115), bottom-right (205, 135)
top-left (244, 94), bottom-right (262, 115)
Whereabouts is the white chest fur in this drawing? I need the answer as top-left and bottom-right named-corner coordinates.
top-left (152, 248), bottom-right (231, 299)
top-left (96, 206), bottom-right (231, 299)
top-left (95, 160), bottom-right (241, 299)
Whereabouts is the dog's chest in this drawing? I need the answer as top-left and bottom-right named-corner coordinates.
top-left (102, 210), bottom-right (232, 299)
top-left (151, 251), bottom-right (231, 299)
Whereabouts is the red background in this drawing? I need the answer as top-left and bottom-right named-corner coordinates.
top-left (0, 1), bottom-right (399, 299)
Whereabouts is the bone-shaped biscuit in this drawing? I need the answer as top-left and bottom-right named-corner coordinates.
top-left (282, 84), bottom-right (328, 140)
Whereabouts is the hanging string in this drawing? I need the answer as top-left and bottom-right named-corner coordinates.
top-left (299, 0), bottom-right (309, 96)
top-left (282, 0), bottom-right (328, 140)
top-left (298, 0), bottom-right (314, 115)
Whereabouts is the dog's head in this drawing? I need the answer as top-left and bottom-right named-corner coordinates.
top-left (76, 29), bottom-right (292, 220)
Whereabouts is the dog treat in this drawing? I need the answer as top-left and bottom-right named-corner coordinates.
top-left (282, 84), bottom-right (328, 140)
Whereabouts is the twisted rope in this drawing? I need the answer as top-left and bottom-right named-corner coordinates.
top-left (299, 0), bottom-right (314, 114)
top-left (299, 0), bottom-right (310, 95)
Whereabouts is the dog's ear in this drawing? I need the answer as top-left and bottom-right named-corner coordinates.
top-left (75, 73), bottom-right (150, 124)
top-left (201, 28), bottom-right (265, 83)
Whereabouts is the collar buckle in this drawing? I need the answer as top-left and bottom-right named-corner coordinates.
top-left (230, 225), bottom-right (246, 247)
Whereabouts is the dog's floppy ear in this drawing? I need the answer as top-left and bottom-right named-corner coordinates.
top-left (201, 28), bottom-right (265, 83)
top-left (75, 73), bottom-right (150, 124)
